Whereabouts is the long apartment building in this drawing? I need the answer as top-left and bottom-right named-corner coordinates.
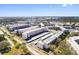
top-left (22, 27), bottom-right (48, 40)
top-left (37, 30), bottom-right (67, 49)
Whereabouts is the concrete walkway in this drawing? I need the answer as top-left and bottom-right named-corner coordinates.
top-left (5, 36), bottom-right (14, 47)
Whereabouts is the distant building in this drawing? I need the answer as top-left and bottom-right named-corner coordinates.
top-left (75, 25), bottom-right (79, 30)
top-left (14, 26), bottom-right (39, 34)
top-left (68, 36), bottom-right (79, 54)
top-left (63, 24), bottom-right (73, 29)
top-left (39, 23), bottom-right (45, 27)
top-left (8, 24), bottom-right (30, 32)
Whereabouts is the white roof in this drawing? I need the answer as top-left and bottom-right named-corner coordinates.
top-left (22, 27), bottom-right (46, 35)
top-left (9, 24), bottom-right (30, 28)
top-left (18, 26), bottom-right (39, 33)
top-left (69, 36), bottom-right (79, 41)
top-left (40, 33), bottom-right (53, 41)
top-left (68, 36), bottom-right (79, 54)
top-left (56, 25), bottom-right (66, 30)
top-left (40, 23), bottom-right (44, 26)
top-left (27, 32), bottom-right (49, 43)
top-left (44, 31), bottom-right (64, 44)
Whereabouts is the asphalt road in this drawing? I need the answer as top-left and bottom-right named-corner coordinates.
top-left (26, 44), bottom-right (47, 55)
top-left (1, 27), bottom-right (22, 44)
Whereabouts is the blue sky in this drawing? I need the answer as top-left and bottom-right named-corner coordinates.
top-left (0, 4), bottom-right (79, 17)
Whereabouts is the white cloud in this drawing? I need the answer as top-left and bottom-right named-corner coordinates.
top-left (62, 4), bottom-right (67, 7)
top-left (62, 4), bottom-right (73, 7)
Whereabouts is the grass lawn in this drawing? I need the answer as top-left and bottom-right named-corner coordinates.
top-left (5, 47), bottom-right (23, 55)
top-left (53, 39), bottom-right (77, 55)
top-left (50, 32), bottom-right (77, 55)
top-left (0, 27), bottom-right (31, 55)
top-left (5, 44), bottom-right (31, 55)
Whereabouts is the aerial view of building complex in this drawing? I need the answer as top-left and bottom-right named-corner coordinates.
top-left (0, 4), bottom-right (79, 55)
